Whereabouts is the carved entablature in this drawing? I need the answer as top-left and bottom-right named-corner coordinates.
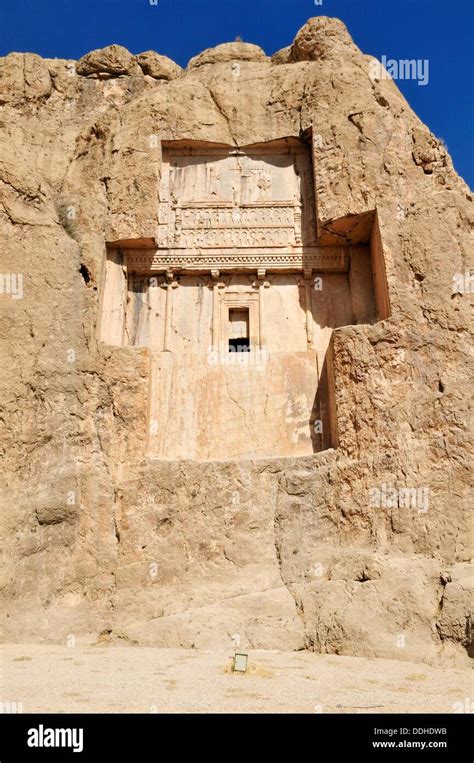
top-left (125, 247), bottom-right (350, 274)
top-left (154, 139), bottom-right (328, 274)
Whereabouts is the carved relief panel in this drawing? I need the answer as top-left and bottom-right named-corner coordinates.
top-left (158, 141), bottom-right (317, 255)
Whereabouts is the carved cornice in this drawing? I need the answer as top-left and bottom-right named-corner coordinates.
top-left (124, 247), bottom-right (350, 274)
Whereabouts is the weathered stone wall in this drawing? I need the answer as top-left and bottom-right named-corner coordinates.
top-left (0, 19), bottom-right (472, 663)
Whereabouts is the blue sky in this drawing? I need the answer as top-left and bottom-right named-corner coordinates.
top-left (1, 0), bottom-right (472, 188)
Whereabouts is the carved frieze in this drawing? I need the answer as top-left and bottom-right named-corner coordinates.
top-left (159, 143), bottom-right (317, 262)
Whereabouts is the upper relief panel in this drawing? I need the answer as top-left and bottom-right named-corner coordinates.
top-left (158, 140), bottom-right (317, 255)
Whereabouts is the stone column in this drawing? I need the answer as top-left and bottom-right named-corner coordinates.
top-left (294, 198), bottom-right (302, 245)
top-left (148, 275), bottom-right (162, 351)
top-left (162, 269), bottom-right (178, 352)
top-left (211, 269), bottom-right (220, 354)
top-left (303, 274), bottom-right (314, 350)
top-left (257, 268), bottom-right (267, 351)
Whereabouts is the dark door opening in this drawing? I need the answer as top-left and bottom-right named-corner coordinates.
top-left (229, 337), bottom-right (250, 352)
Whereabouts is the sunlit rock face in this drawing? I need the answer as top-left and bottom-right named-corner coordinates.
top-left (0, 17), bottom-right (472, 664)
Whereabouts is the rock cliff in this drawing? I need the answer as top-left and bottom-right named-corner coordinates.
top-left (0, 17), bottom-right (472, 664)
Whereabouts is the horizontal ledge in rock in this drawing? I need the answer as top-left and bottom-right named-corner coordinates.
top-left (107, 237), bottom-right (157, 250)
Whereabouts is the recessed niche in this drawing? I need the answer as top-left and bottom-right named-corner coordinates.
top-left (98, 138), bottom-right (391, 461)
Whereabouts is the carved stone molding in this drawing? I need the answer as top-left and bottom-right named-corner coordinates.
top-left (124, 247), bottom-right (350, 274)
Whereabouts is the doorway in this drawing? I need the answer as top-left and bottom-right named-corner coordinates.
top-left (228, 308), bottom-right (250, 352)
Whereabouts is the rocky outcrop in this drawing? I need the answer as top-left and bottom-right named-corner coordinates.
top-left (188, 42), bottom-right (268, 68)
top-left (0, 52), bottom-right (52, 104)
top-left (136, 51), bottom-right (182, 80)
top-left (289, 16), bottom-right (356, 61)
top-left (0, 17), bottom-right (472, 665)
top-left (77, 44), bottom-right (141, 77)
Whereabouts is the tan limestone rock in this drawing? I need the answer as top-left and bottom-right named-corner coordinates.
top-left (437, 564), bottom-right (473, 654)
top-left (188, 42), bottom-right (268, 68)
top-left (136, 51), bottom-right (182, 80)
top-left (0, 16), bottom-right (472, 667)
top-left (0, 52), bottom-right (52, 104)
top-left (77, 44), bottom-right (141, 78)
top-left (271, 46), bottom-right (292, 65)
top-left (289, 16), bottom-right (357, 61)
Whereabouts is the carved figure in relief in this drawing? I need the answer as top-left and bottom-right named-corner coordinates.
top-left (238, 156), bottom-right (252, 178)
top-left (209, 166), bottom-right (221, 197)
top-left (293, 161), bottom-right (304, 206)
top-left (238, 157), bottom-right (252, 203)
top-left (257, 171), bottom-right (272, 200)
top-left (231, 180), bottom-right (240, 207)
top-left (232, 208), bottom-right (242, 225)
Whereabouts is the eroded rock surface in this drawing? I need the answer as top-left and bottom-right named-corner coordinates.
top-left (0, 17), bottom-right (472, 664)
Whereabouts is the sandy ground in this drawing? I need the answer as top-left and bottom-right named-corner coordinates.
top-left (1, 645), bottom-right (471, 714)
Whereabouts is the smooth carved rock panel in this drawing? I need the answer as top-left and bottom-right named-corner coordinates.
top-left (124, 276), bottom-right (167, 349)
top-left (148, 351), bottom-right (323, 460)
top-left (169, 277), bottom-right (214, 352)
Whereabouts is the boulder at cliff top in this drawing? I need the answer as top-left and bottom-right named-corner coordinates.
top-left (187, 41), bottom-right (268, 68)
top-left (289, 16), bottom-right (357, 61)
top-left (77, 44), bottom-right (140, 77)
top-left (136, 51), bottom-right (182, 80)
